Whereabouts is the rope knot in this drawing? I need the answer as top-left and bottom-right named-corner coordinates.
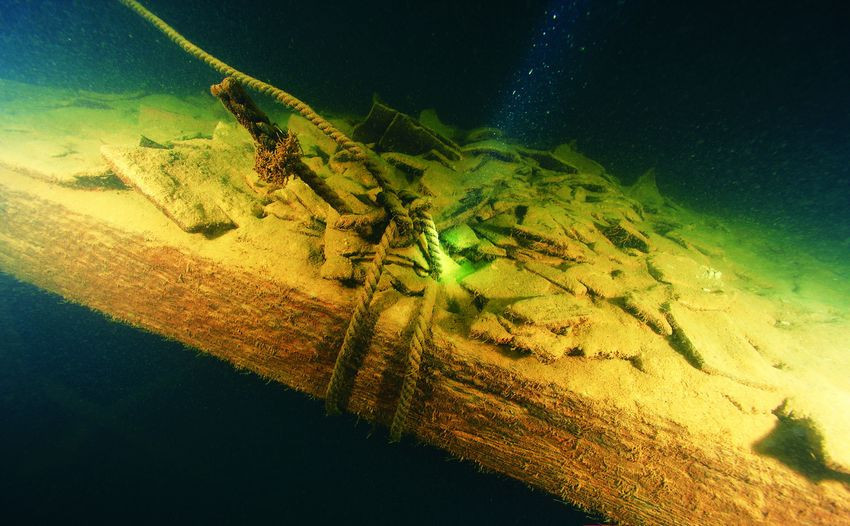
top-left (377, 190), bottom-right (414, 236)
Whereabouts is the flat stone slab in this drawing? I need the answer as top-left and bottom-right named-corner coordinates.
top-left (552, 142), bottom-right (606, 177)
top-left (460, 259), bottom-right (557, 300)
top-left (504, 294), bottom-right (592, 332)
top-left (353, 100), bottom-right (462, 160)
top-left (514, 205), bottom-right (592, 262)
top-left (623, 287), bottom-right (673, 335)
top-left (600, 219), bottom-right (650, 252)
top-left (469, 311), bottom-right (513, 344)
top-left (667, 301), bottom-right (781, 387)
top-left (287, 114), bottom-right (338, 158)
top-left (461, 139), bottom-right (519, 163)
top-left (509, 324), bottom-right (573, 363)
top-left (648, 252), bottom-right (724, 291)
top-left (0, 80), bottom-right (223, 183)
top-left (571, 304), bottom-right (648, 360)
top-left (441, 223), bottom-right (480, 252)
top-left (102, 145), bottom-right (235, 235)
top-left (523, 260), bottom-right (588, 296)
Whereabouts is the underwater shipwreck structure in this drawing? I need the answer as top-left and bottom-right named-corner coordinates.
top-left (1, 2), bottom-right (849, 524)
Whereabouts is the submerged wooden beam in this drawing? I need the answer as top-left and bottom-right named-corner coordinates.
top-left (1, 168), bottom-right (848, 525)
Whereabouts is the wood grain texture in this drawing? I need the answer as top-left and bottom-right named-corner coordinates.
top-left (1, 182), bottom-right (848, 525)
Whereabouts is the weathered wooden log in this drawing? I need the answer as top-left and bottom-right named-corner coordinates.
top-left (2, 167), bottom-right (849, 526)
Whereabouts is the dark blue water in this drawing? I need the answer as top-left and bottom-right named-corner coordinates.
top-left (0, 273), bottom-right (598, 524)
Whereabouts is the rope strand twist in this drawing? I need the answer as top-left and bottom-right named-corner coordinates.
top-left (120, 0), bottom-right (366, 162)
top-left (389, 280), bottom-right (438, 441)
top-left (325, 220), bottom-right (399, 414)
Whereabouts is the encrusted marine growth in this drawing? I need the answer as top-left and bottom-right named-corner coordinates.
top-left (211, 77), bottom-right (353, 216)
top-left (253, 136), bottom-right (302, 187)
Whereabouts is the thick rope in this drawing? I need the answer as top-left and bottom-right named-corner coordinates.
top-left (376, 190), bottom-right (411, 232)
top-left (420, 211), bottom-right (443, 280)
top-left (121, 0), bottom-right (413, 233)
top-left (389, 279), bottom-right (438, 441)
top-left (122, 1), bottom-right (447, 425)
top-left (325, 220), bottom-right (399, 414)
top-left (398, 192), bottom-right (442, 280)
top-left (120, 0), bottom-right (365, 162)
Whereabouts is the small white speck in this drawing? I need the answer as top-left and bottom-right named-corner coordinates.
top-left (528, 68), bottom-right (534, 75)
